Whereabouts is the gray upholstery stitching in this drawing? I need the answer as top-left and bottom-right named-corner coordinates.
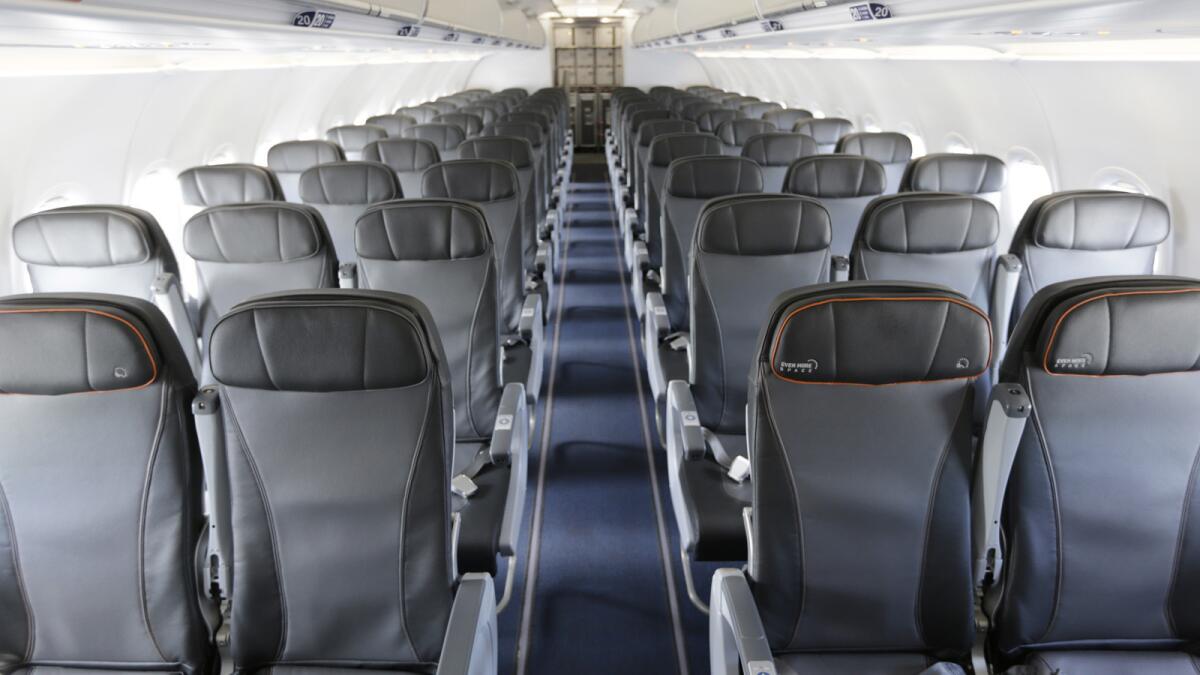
top-left (397, 381), bottom-right (436, 663)
top-left (136, 383), bottom-right (171, 662)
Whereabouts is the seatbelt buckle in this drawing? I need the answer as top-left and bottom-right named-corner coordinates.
top-left (452, 474), bottom-right (479, 499)
top-left (727, 455), bottom-right (751, 483)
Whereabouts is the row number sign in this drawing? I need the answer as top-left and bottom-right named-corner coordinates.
top-left (293, 10), bottom-right (336, 29)
top-left (849, 3), bottom-right (892, 21)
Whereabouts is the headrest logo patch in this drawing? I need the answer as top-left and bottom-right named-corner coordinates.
top-left (1054, 352), bottom-right (1094, 371)
top-left (780, 358), bottom-right (819, 375)
top-left (955, 357), bottom-right (971, 370)
top-left (114, 367), bottom-right (129, 379)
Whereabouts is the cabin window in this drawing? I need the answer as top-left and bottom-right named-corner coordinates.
top-left (945, 133), bottom-right (974, 154)
top-left (899, 125), bottom-right (927, 158)
top-left (1004, 148), bottom-right (1054, 242)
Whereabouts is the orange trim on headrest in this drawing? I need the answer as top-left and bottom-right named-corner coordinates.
top-left (769, 295), bottom-right (993, 387)
top-left (1042, 287), bottom-right (1200, 378)
top-left (0, 308), bottom-right (158, 394)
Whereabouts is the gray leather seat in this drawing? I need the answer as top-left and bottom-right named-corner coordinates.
top-left (697, 108), bottom-right (742, 134)
top-left (900, 153), bottom-right (1008, 210)
top-left (198, 290), bottom-right (505, 674)
top-left (709, 281), bottom-right (988, 675)
top-left (427, 100), bottom-right (459, 115)
top-left (681, 100), bottom-right (720, 123)
top-left (740, 132), bottom-right (819, 192)
top-left (501, 112), bottom-right (556, 207)
top-left (1009, 190), bottom-right (1170, 317)
top-left (633, 120), bottom-right (697, 223)
top-left (625, 108), bottom-right (672, 193)
top-left (739, 101), bottom-right (783, 119)
top-left (396, 104), bottom-right (439, 123)
top-left (435, 112), bottom-right (484, 138)
top-left (361, 137), bottom-right (441, 199)
top-left (267, 140), bottom-right (346, 202)
top-left (763, 108), bottom-right (814, 131)
top-left (716, 119), bottom-right (776, 156)
top-left (481, 121), bottom-right (548, 230)
top-left (326, 124), bottom-right (388, 161)
top-left (784, 155), bottom-right (887, 257)
top-left (178, 163), bottom-right (283, 207)
top-left (365, 113), bottom-right (418, 137)
top-left (298, 161), bottom-right (401, 262)
top-left (0, 293), bottom-right (212, 675)
top-left (403, 122), bottom-right (467, 162)
top-left (460, 104), bottom-right (498, 127)
top-left (986, 276), bottom-right (1200, 674)
top-left (837, 131), bottom-right (914, 194)
top-left (793, 117), bottom-right (854, 153)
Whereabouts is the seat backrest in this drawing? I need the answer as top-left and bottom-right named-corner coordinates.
top-left (268, 140), bottom-right (346, 201)
top-left (427, 100), bottom-right (458, 115)
top-left (793, 117), bottom-right (854, 153)
top-left (366, 113), bottom-right (417, 138)
top-left (458, 136), bottom-right (539, 272)
top-left (12, 205), bottom-right (179, 301)
top-left (421, 159), bottom-right (525, 331)
top-left (355, 199), bottom-right (502, 444)
top-left (763, 108), bottom-right (814, 131)
top-left (993, 275), bottom-right (1200, 663)
top-left (900, 153), bottom-right (1008, 212)
top-left (740, 132), bottom-right (820, 192)
top-left (748, 281), bottom-right (988, 658)
top-left (459, 105), bottom-right (498, 127)
top-left (1009, 190), bottom-right (1170, 317)
top-left (681, 100), bottom-right (719, 123)
top-left (690, 195), bottom-right (832, 433)
top-left (206, 290), bottom-right (454, 672)
top-left (361, 137), bottom-right (441, 198)
top-left (671, 95), bottom-right (705, 118)
top-left (837, 132), bottom-right (913, 194)
top-left (298, 161), bottom-right (401, 262)
top-left (635, 120), bottom-right (699, 210)
top-left (696, 108), bottom-right (742, 134)
top-left (661, 156), bottom-right (763, 326)
top-left (434, 112), bottom-right (484, 138)
top-left (402, 123), bottom-right (467, 161)
top-left (396, 105), bottom-right (439, 123)
top-left (716, 119), bottom-right (777, 156)
top-left (626, 109), bottom-right (672, 181)
top-left (326, 124), bottom-right (388, 160)
top-left (740, 101), bottom-right (783, 119)
top-left (178, 163), bottom-right (283, 208)
top-left (784, 155), bottom-right (887, 257)
top-left (0, 293), bottom-right (209, 674)
top-left (645, 132), bottom-right (723, 267)
top-left (483, 121), bottom-right (546, 221)
top-left (183, 202), bottom-right (338, 342)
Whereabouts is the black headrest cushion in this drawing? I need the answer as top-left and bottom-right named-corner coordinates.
top-left (1023, 190), bottom-right (1170, 251)
top-left (421, 159), bottom-right (519, 202)
top-left (638, 120), bottom-right (698, 147)
top-left (649, 133), bottom-right (722, 166)
top-left (356, 199), bottom-right (491, 261)
top-left (740, 133), bottom-right (819, 167)
top-left (298, 162), bottom-right (401, 204)
top-left (184, 203), bottom-right (329, 263)
top-left (178, 164), bottom-right (282, 206)
top-left (858, 194), bottom-right (999, 254)
top-left (13, 205), bottom-right (161, 268)
top-left (902, 154), bottom-right (1007, 194)
top-left (457, 137), bottom-right (533, 168)
top-left (786, 156), bottom-right (887, 198)
top-left (665, 156), bottom-right (763, 199)
top-left (362, 139), bottom-right (441, 172)
top-left (698, 195), bottom-right (832, 256)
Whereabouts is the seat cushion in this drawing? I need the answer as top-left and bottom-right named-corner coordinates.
top-left (776, 652), bottom-right (963, 674)
top-left (1015, 650), bottom-right (1200, 674)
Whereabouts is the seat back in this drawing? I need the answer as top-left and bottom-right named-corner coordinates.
top-left (690, 195), bottom-right (832, 433)
top-left (403, 123), bottom-right (467, 161)
top-left (661, 156), bottom-right (763, 326)
top-left (12, 205), bottom-right (179, 301)
top-left (396, 105), bottom-right (439, 123)
top-left (355, 199), bottom-right (502, 444)
top-left (268, 140), bottom-right (346, 201)
top-left (422, 159), bottom-right (525, 331)
top-left (427, 100), bottom-right (458, 115)
top-left (837, 132), bottom-right (913, 193)
top-left (900, 153), bottom-right (1007, 212)
top-left (696, 108), bottom-right (741, 134)
top-left (361, 138), bottom-right (441, 198)
top-left (326, 124), bottom-right (388, 161)
top-left (178, 164), bottom-right (283, 207)
top-left (645, 132), bottom-right (723, 268)
top-left (459, 105), bottom-right (498, 127)
top-left (298, 161), bottom-right (401, 262)
top-left (763, 108), bottom-right (813, 131)
top-left (716, 119), bottom-right (776, 156)
top-left (183, 202), bottom-right (338, 343)
top-left (784, 156), bottom-right (887, 257)
top-left (626, 109), bottom-right (672, 186)
top-left (365, 113), bottom-right (417, 138)
top-left (740, 132), bottom-right (819, 192)
top-left (740, 101), bottom-right (783, 119)
top-left (484, 121), bottom-right (546, 223)
top-left (207, 290), bottom-right (454, 671)
top-left (635, 120), bottom-right (698, 216)
top-left (458, 136), bottom-right (539, 272)
top-left (434, 112), bottom-right (484, 138)
top-left (681, 101), bottom-right (719, 123)
top-left (748, 281), bottom-right (988, 657)
top-left (993, 276), bottom-right (1200, 662)
top-left (1009, 190), bottom-right (1170, 316)
top-left (793, 117), bottom-right (854, 153)
top-left (0, 293), bottom-right (209, 674)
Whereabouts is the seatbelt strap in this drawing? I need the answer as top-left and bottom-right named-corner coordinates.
top-left (704, 430), bottom-right (751, 483)
top-left (452, 446), bottom-right (493, 498)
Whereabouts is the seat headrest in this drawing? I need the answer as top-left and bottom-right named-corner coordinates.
top-left (858, 194), bottom-right (999, 254)
top-left (402, 123), bottom-right (467, 152)
top-left (762, 282), bottom-right (992, 385)
top-left (681, 102), bottom-right (719, 122)
top-left (697, 109), bottom-right (741, 133)
top-left (638, 120), bottom-right (699, 147)
top-left (1018, 190), bottom-right (1170, 251)
top-left (763, 109), bottom-right (814, 129)
top-left (298, 161), bottom-right (401, 204)
top-left (326, 125), bottom-right (388, 152)
top-left (792, 118), bottom-right (854, 144)
top-left (13, 205), bottom-right (160, 267)
top-left (184, 203), bottom-right (330, 263)
top-left (267, 140), bottom-right (346, 172)
top-left (421, 159), bottom-right (519, 202)
top-left (365, 114), bottom-right (417, 137)
top-left (630, 110), bottom-right (671, 128)
top-left (665, 156), bottom-right (763, 199)
top-left (457, 136), bottom-right (533, 168)
top-left (649, 133), bottom-right (722, 166)
top-left (741, 101), bottom-right (783, 118)
top-left (361, 138), bottom-right (441, 172)
top-left (0, 295), bottom-right (169, 395)
top-left (785, 156), bottom-right (887, 198)
top-left (1001, 276), bottom-right (1200, 378)
top-left (740, 133), bottom-right (819, 166)
top-left (356, 199), bottom-right (491, 261)
top-left (716, 119), bottom-right (776, 146)
top-left (837, 132), bottom-right (913, 164)
top-left (433, 113), bottom-right (483, 136)
top-left (901, 153), bottom-right (1007, 194)
top-left (178, 164), bottom-right (282, 207)
top-left (502, 112), bottom-right (549, 133)
top-left (483, 121), bottom-right (543, 147)
top-left (697, 194), bottom-right (832, 256)
top-left (396, 106), bottom-right (438, 123)
top-left (210, 290), bottom-right (439, 392)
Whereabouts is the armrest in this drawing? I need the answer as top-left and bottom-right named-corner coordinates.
top-left (534, 240), bottom-right (552, 277)
top-left (643, 293), bottom-right (674, 402)
top-left (338, 262), bottom-right (357, 289)
top-left (435, 573), bottom-right (498, 675)
top-left (622, 206), bottom-right (638, 238)
top-left (666, 380), bottom-right (706, 461)
top-left (489, 382), bottom-right (528, 466)
top-left (971, 382), bottom-right (1031, 591)
top-left (151, 273), bottom-right (201, 375)
top-left (709, 569), bottom-right (777, 675)
top-left (990, 254), bottom-right (1022, 379)
top-left (831, 255), bottom-right (850, 283)
top-left (192, 387), bottom-right (231, 598)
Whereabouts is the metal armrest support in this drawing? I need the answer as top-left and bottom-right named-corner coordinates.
top-left (489, 382), bottom-right (529, 560)
top-left (192, 388), bottom-right (231, 599)
top-left (152, 273), bottom-right (201, 375)
top-left (709, 569), bottom-right (777, 675)
top-left (831, 255), bottom-right (850, 283)
top-left (534, 240), bottom-right (552, 277)
top-left (990, 255), bottom-right (1022, 380)
top-left (517, 294), bottom-right (545, 400)
top-left (643, 292), bottom-right (673, 403)
top-left (436, 573), bottom-right (498, 675)
top-left (972, 382), bottom-right (1031, 591)
top-left (338, 262), bottom-right (357, 289)
top-left (667, 380), bottom-right (706, 462)
top-left (622, 206), bottom-right (638, 239)
top-left (631, 242), bottom-right (652, 318)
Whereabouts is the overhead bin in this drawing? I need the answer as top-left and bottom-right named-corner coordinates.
top-left (674, 0), bottom-right (758, 36)
top-left (632, 5), bottom-right (680, 43)
top-left (313, 0), bottom-right (424, 22)
top-left (425, 0), bottom-right (505, 37)
top-left (499, 7), bottom-right (546, 46)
